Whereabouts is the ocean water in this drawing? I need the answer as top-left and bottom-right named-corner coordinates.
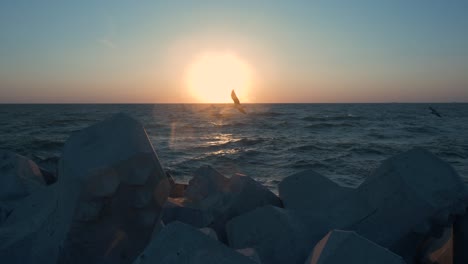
top-left (1, 103), bottom-right (467, 189)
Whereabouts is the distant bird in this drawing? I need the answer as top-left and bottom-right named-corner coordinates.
top-left (231, 89), bottom-right (246, 114)
top-left (428, 106), bottom-right (442, 118)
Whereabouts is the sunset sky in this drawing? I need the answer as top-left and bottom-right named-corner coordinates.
top-left (1, 1), bottom-right (467, 103)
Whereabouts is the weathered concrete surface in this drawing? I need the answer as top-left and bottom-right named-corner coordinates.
top-left (352, 148), bottom-right (467, 260)
top-left (184, 168), bottom-right (282, 242)
top-left (236, 248), bottom-right (262, 264)
top-left (0, 150), bottom-right (46, 201)
top-left (226, 205), bottom-right (315, 264)
top-left (57, 113), bottom-right (170, 263)
top-left (0, 113), bottom-right (170, 264)
top-left (279, 169), bottom-right (351, 212)
top-left (277, 148), bottom-right (467, 262)
top-left (162, 198), bottom-right (213, 228)
top-left (305, 230), bottom-right (405, 264)
top-left (185, 165), bottom-right (229, 203)
top-left (134, 221), bottom-right (257, 264)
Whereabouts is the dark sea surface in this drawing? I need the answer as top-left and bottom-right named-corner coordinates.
top-left (1, 103), bottom-right (467, 190)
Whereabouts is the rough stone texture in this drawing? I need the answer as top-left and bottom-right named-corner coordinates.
top-left (454, 213), bottom-right (468, 264)
top-left (0, 150), bottom-right (46, 201)
top-left (277, 148), bottom-right (467, 262)
top-left (170, 183), bottom-right (188, 198)
top-left (185, 165), bottom-right (229, 203)
top-left (166, 171), bottom-right (187, 198)
top-left (208, 174), bottom-right (283, 242)
top-left (0, 113), bottom-right (170, 264)
top-left (352, 148), bottom-right (467, 260)
top-left (420, 226), bottom-right (453, 264)
top-left (305, 230), bottom-right (405, 264)
top-left (199, 227), bottom-right (218, 240)
top-left (236, 248), bottom-right (262, 264)
top-left (151, 220), bottom-right (165, 238)
top-left (183, 168), bottom-right (282, 242)
top-left (0, 184), bottom-right (60, 263)
top-left (227, 174), bottom-right (282, 217)
top-left (57, 113), bottom-right (170, 263)
top-left (162, 198), bottom-right (213, 228)
top-left (226, 205), bottom-right (315, 264)
top-left (133, 221), bottom-right (257, 264)
top-left (278, 169), bottom-right (351, 212)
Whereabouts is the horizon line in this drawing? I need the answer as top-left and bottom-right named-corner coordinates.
top-left (1, 101), bottom-right (467, 105)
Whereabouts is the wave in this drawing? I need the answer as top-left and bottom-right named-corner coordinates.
top-left (30, 139), bottom-right (64, 150)
top-left (403, 126), bottom-right (436, 134)
top-left (251, 111), bottom-right (285, 117)
top-left (46, 117), bottom-right (98, 126)
top-left (305, 122), bottom-right (354, 129)
top-left (301, 115), bottom-right (361, 122)
top-left (289, 144), bottom-right (328, 152)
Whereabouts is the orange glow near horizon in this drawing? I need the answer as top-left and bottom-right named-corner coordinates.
top-left (185, 52), bottom-right (253, 103)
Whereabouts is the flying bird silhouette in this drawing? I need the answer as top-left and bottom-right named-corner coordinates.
top-left (428, 106), bottom-right (442, 118)
top-left (231, 90), bottom-right (246, 114)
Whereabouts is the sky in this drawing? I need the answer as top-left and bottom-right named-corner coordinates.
top-left (0, 0), bottom-right (467, 103)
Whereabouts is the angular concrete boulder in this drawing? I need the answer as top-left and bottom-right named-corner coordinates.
top-left (183, 168), bottom-right (282, 242)
top-left (305, 230), bottom-right (405, 264)
top-left (0, 113), bottom-right (170, 263)
top-left (0, 150), bottom-right (46, 201)
top-left (228, 174), bottom-right (282, 217)
top-left (185, 165), bottom-right (229, 203)
top-left (166, 171), bottom-right (188, 198)
top-left (352, 148), bottom-right (467, 259)
top-left (162, 198), bottom-right (213, 228)
top-left (133, 221), bottom-right (257, 264)
top-left (276, 148), bottom-right (467, 263)
top-left (278, 169), bottom-right (351, 212)
top-left (226, 205), bottom-right (315, 264)
top-left (56, 113), bottom-right (170, 263)
top-left (208, 174), bottom-right (282, 242)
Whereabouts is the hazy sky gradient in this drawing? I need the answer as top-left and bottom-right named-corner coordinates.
top-left (1, 1), bottom-right (467, 103)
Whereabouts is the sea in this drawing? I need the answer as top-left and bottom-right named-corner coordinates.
top-left (1, 103), bottom-right (467, 190)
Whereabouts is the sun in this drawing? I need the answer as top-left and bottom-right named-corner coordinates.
top-left (185, 52), bottom-right (253, 103)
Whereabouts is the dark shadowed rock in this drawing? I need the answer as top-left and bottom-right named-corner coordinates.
top-left (226, 205), bottom-right (315, 264)
top-left (0, 113), bottom-right (170, 264)
top-left (279, 148), bottom-right (467, 263)
top-left (419, 226), bottom-right (453, 264)
top-left (208, 174), bottom-right (282, 242)
top-left (57, 113), bottom-right (170, 263)
top-left (305, 230), bottom-right (405, 264)
top-left (236, 248), bottom-right (262, 264)
top-left (162, 198), bottom-right (213, 228)
top-left (39, 167), bottom-right (57, 185)
top-left (228, 174), bottom-right (282, 216)
top-left (0, 150), bottom-right (46, 201)
top-left (184, 169), bottom-right (282, 242)
top-left (278, 169), bottom-right (351, 212)
top-left (185, 165), bottom-right (229, 203)
top-left (133, 221), bottom-right (257, 264)
top-left (166, 171), bottom-right (187, 198)
top-left (352, 148), bottom-right (467, 260)
top-left (454, 213), bottom-right (468, 264)
top-left (199, 227), bottom-right (218, 240)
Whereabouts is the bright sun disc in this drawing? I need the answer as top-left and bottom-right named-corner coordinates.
top-left (185, 52), bottom-right (252, 103)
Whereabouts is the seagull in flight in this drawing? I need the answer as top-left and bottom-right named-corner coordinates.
top-left (231, 90), bottom-right (246, 114)
top-left (428, 106), bottom-right (442, 118)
